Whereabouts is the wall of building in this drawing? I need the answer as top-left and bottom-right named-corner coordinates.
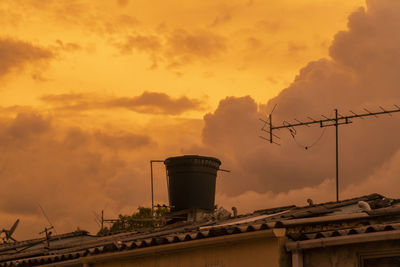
top-left (303, 240), bottom-right (400, 267)
top-left (88, 237), bottom-right (287, 267)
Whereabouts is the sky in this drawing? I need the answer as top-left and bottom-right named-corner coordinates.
top-left (3, 0), bottom-right (400, 240)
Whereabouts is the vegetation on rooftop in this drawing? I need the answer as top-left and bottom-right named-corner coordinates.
top-left (98, 206), bottom-right (168, 235)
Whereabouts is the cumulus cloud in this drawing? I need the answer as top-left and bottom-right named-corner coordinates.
top-left (216, 147), bottom-right (400, 214)
top-left (0, 38), bottom-right (53, 78)
top-left (198, 0), bottom-right (400, 204)
top-left (40, 91), bottom-right (205, 115)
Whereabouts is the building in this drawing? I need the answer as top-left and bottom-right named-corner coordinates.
top-left (2, 156), bottom-right (400, 266)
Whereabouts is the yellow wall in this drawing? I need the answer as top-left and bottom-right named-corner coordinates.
top-left (89, 236), bottom-right (283, 267)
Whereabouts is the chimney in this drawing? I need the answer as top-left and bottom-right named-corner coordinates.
top-left (164, 155), bottom-right (221, 216)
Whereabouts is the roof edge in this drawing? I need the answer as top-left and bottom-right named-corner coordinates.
top-left (286, 229), bottom-right (400, 251)
top-left (81, 229), bottom-right (285, 264)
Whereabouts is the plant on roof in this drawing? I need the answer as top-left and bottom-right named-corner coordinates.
top-left (98, 206), bottom-right (169, 235)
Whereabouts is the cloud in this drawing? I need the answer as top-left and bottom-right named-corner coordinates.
top-left (217, 147), bottom-right (400, 214)
top-left (117, 34), bottom-right (161, 68)
top-left (0, 109), bottom-right (207, 239)
top-left (0, 38), bottom-right (53, 78)
top-left (117, 0), bottom-right (129, 8)
top-left (0, 112), bottom-right (154, 239)
top-left (287, 41), bottom-right (307, 55)
top-left (106, 92), bottom-right (205, 115)
top-left (94, 131), bottom-right (151, 149)
top-left (5, 0), bottom-right (140, 37)
top-left (40, 91), bottom-right (205, 115)
top-left (118, 35), bottom-right (161, 54)
top-left (197, 0), bottom-right (400, 203)
top-left (165, 29), bottom-right (227, 68)
top-left (55, 39), bottom-right (82, 52)
top-left (117, 29), bottom-right (227, 69)
top-left (216, 178), bottom-right (335, 214)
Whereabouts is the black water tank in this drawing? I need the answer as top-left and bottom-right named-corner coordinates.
top-left (164, 155), bottom-right (221, 212)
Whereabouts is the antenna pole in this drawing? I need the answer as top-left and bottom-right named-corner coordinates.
top-left (269, 114), bottom-right (272, 143)
top-left (150, 161), bottom-right (154, 216)
top-left (150, 160), bottom-right (164, 217)
top-left (335, 109), bottom-right (339, 202)
top-left (101, 210), bottom-right (104, 232)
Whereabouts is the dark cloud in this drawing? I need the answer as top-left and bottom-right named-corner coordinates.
top-left (287, 41), bottom-right (307, 55)
top-left (210, 13), bottom-right (232, 28)
top-left (8, 1), bottom-right (139, 36)
top-left (117, 0), bottom-right (129, 8)
top-left (40, 91), bottom-right (205, 115)
top-left (165, 29), bottom-right (227, 68)
top-left (209, 2), bottom-right (252, 28)
top-left (94, 131), bottom-right (151, 149)
top-left (117, 29), bottom-right (227, 69)
top-left (198, 0), bottom-right (400, 202)
top-left (255, 19), bottom-right (282, 33)
top-left (116, 14), bottom-right (139, 27)
top-left (117, 34), bottom-right (161, 67)
top-left (119, 35), bottom-right (161, 54)
top-left (0, 112), bottom-right (153, 239)
top-left (106, 92), bottom-right (205, 115)
top-left (55, 39), bottom-right (82, 52)
top-left (0, 38), bottom-right (53, 78)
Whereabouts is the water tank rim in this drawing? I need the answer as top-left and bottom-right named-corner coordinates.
top-left (164, 155), bottom-right (221, 166)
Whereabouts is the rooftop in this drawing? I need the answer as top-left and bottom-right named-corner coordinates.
top-left (2, 193), bottom-right (400, 266)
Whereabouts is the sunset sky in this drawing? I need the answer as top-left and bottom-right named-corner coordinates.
top-left (4, 0), bottom-right (400, 240)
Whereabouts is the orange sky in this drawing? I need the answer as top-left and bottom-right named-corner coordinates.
top-left (0, 0), bottom-right (380, 239)
top-left (0, 0), bottom-right (365, 119)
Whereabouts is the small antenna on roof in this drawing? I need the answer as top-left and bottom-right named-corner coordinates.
top-left (39, 226), bottom-right (54, 249)
top-left (0, 219), bottom-right (19, 243)
top-left (38, 203), bottom-right (58, 236)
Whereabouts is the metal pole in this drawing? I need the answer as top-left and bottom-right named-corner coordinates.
top-left (101, 210), bottom-right (104, 232)
top-left (150, 161), bottom-right (154, 216)
top-left (150, 160), bottom-right (164, 217)
top-left (335, 109), bottom-right (339, 202)
top-left (269, 114), bottom-right (272, 143)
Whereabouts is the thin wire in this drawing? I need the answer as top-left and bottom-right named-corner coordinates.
top-left (271, 104), bottom-right (277, 115)
top-left (290, 126), bottom-right (327, 150)
top-left (288, 111), bottom-right (333, 150)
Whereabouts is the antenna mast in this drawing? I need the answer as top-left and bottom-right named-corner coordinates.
top-left (261, 105), bottom-right (400, 202)
top-left (38, 203), bottom-right (58, 236)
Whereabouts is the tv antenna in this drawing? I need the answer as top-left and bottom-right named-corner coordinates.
top-left (260, 105), bottom-right (400, 202)
top-left (38, 203), bottom-right (58, 236)
top-left (0, 219), bottom-right (19, 243)
top-left (39, 226), bottom-right (54, 248)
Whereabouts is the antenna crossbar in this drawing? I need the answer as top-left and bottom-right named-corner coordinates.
top-left (269, 106), bottom-right (400, 130)
top-left (261, 105), bottom-right (400, 202)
